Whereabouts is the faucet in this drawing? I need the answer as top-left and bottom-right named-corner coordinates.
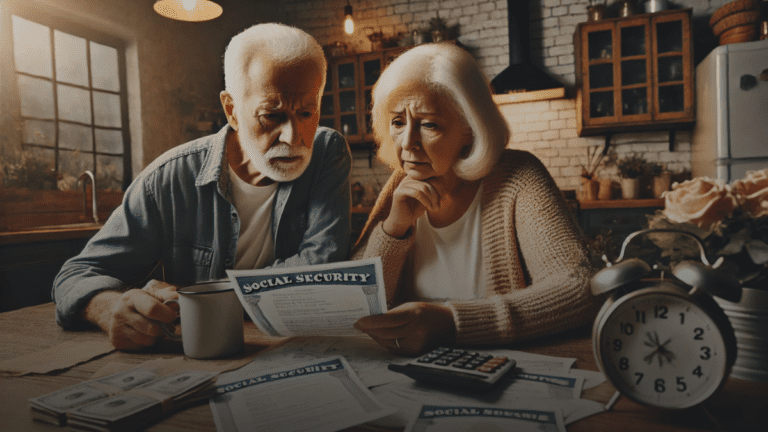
top-left (78, 170), bottom-right (99, 224)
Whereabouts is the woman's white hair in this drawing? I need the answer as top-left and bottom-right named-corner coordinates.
top-left (371, 43), bottom-right (510, 180)
top-left (223, 23), bottom-right (327, 104)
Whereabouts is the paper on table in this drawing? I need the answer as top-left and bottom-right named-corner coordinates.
top-left (238, 335), bottom-right (408, 388)
top-left (210, 356), bottom-right (396, 432)
top-left (370, 367), bottom-right (594, 428)
top-left (403, 403), bottom-right (567, 432)
top-left (0, 339), bottom-right (114, 376)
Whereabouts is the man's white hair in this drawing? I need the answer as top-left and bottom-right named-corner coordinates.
top-left (371, 43), bottom-right (510, 180)
top-left (223, 23), bottom-right (327, 104)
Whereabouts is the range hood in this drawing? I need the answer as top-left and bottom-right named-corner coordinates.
top-left (491, 1), bottom-right (565, 95)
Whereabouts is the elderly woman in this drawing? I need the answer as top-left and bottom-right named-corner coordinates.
top-left (352, 44), bottom-right (601, 356)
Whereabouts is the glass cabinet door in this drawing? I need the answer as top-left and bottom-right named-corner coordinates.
top-left (653, 15), bottom-right (691, 118)
top-left (618, 21), bottom-right (651, 119)
top-left (584, 25), bottom-right (616, 121)
top-left (360, 55), bottom-right (382, 136)
top-left (320, 63), bottom-right (334, 130)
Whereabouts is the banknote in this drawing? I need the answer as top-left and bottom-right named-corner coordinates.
top-left (64, 370), bottom-right (217, 431)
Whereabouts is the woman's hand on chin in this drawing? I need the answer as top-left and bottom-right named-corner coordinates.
top-left (354, 302), bottom-right (456, 356)
top-left (382, 178), bottom-right (444, 238)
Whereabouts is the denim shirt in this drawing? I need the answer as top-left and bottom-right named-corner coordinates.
top-left (53, 125), bottom-right (351, 328)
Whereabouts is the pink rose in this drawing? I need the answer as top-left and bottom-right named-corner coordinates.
top-left (731, 168), bottom-right (768, 218)
top-left (662, 177), bottom-right (737, 230)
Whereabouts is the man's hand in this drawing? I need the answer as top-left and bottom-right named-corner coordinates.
top-left (83, 280), bottom-right (179, 351)
top-left (354, 302), bottom-right (456, 356)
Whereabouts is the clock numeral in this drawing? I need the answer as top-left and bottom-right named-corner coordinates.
top-left (694, 327), bottom-right (704, 340)
top-left (654, 305), bottom-right (668, 319)
top-left (700, 346), bottom-right (711, 360)
top-left (679, 313), bottom-right (685, 325)
top-left (612, 339), bottom-right (622, 352)
top-left (654, 378), bottom-right (666, 393)
top-left (619, 357), bottom-right (629, 370)
top-left (635, 310), bottom-right (646, 323)
top-left (634, 372), bottom-right (644, 385)
top-left (692, 365), bottom-right (703, 378)
top-left (619, 322), bottom-right (634, 335)
top-left (676, 377), bottom-right (687, 392)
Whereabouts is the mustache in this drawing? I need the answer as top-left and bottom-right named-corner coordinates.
top-left (265, 144), bottom-right (309, 159)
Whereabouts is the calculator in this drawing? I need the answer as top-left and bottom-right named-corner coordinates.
top-left (388, 347), bottom-right (516, 390)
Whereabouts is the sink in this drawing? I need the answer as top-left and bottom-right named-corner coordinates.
top-left (31, 222), bottom-right (103, 231)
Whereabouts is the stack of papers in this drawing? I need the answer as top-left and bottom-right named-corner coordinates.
top-left (210, 356), bottom-right (395, 432)
top-left (29, 365), bottom-right (217, 431)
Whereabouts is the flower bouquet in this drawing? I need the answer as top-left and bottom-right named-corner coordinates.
top-left (645, 169), bottom-right (768, 289)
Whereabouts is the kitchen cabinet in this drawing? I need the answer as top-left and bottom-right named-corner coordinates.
top-left (320, 47), bottom-right (407, 148)
top-left (0, 233), bottom-right (95, 312)
top-left (575, 9), bottom-right (694, 137)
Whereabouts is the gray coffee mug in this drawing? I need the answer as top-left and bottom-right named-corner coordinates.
top-left (161, 281), bottom-right (244, 359)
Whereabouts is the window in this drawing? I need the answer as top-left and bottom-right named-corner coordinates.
top-left (5, 12), bottom-right (131, 191)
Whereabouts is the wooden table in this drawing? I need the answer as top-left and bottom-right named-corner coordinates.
top-left (1, 303), bottom-right (765, 432)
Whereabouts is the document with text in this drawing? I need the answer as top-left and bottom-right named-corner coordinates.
top-left (210, 356), bottom-right (395, 432)
top-left (227, 258), bottom-right (387, 337)
top-left (404, 404), bottom-right (566, 432)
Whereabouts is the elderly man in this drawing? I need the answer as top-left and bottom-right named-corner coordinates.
top-left (53, 23), bottom-right (351, 351)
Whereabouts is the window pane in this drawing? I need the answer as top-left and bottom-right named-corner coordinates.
top-left (22, 120), bottom-right (55, 146)
top-left (96, 155), bottom-right (123, 190)
top-left (95, 129), bottom-right (123, 154)
top-left (54, 30), bottom-right (88, 86)
top-left (59, 149), bottom-right (93, 180)
top-left (90, 42), bottom-right (120, 91)
top-left (57, 84), bottom-right (92, 123)
top-left (12, 16), bottom-right (52, 77)
top-left (59, 123), bottom-right (93, 151)
top-left (92, 91), bottom-right (122, 127)
top-left (17, 75), bottom-right (55, 119)
top-left (14, 147), bottom-right (57, 190)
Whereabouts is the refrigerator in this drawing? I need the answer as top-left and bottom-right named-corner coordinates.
top-left (691, 39), bottom-right (768, 182)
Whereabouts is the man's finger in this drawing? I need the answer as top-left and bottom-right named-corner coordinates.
top-left (132, 292), bottom-right (178, 323)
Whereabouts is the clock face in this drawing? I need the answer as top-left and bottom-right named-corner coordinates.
top-left (596, 290), bottom-right (728, 409)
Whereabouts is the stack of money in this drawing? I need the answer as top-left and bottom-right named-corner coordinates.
top-left (29, 368), bottom-right (217, 431)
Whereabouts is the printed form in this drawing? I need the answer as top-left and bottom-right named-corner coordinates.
top-left (210, 357), bottom-right (395, 432)
top-left (226, 258), bottom-right (386, 337)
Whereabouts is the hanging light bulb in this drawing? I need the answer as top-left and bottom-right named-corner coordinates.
top-left (344, 1), bottom-right (354, 35)
top-left (154, 0), bottom-right (223, 22)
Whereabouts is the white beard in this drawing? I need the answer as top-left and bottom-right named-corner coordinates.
top-left (242, 138), bottom-right (312, 183)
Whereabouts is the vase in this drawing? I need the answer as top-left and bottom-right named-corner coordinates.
top-left (620, 177), bottom-right (640, 199)
top-left (581, 178), bottom-right (599, 201)
top-left (598, 178), bottom-right (613, 200)
top-left (653, 172), bottom-right (672, 198)
top-left (715, 288), bottom-right (768, 382)
top-left (431, 30), bottom-right (447, 43)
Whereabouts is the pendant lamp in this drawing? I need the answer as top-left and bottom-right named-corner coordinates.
top-left (154, 0), bottom-right (223, 22)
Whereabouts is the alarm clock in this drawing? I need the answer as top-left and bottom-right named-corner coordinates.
top-left (591, 229), bottom-right (741, 409)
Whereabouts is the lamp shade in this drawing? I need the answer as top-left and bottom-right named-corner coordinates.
top-left (154, 0), bottom-right (223, 22)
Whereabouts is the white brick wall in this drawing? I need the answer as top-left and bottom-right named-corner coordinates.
top-left (276, 0), bottom-right (731, 194)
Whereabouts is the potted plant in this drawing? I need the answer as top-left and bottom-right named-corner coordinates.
top-left (579, 145), bottom-right (606, 201)
top-left (429, 15), bottom-right (448, 42)
top-left (614, 153), bottom-right (646, 199)
top-left (646, 161), bottom-right (672, 198)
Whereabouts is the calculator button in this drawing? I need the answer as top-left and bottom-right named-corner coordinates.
top-left (417, 356), bottom-right (435, 363)
top-left (434, 359), bottom-right (450, 366)
top-left (477, 366), bottom-right (495, 373)
top-left (461, 364), bottom-right (477, 370)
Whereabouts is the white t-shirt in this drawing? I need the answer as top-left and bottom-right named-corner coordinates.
top-left (411, 185), bottom-right (485, 301)
top-left (228, 166), bottom-right (278, 270)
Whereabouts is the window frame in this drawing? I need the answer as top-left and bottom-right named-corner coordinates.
top-left (1, 6), bottom-right (132, 190)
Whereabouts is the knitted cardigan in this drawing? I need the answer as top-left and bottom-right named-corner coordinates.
top-left (352, 149), bottom-right (602, 346)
